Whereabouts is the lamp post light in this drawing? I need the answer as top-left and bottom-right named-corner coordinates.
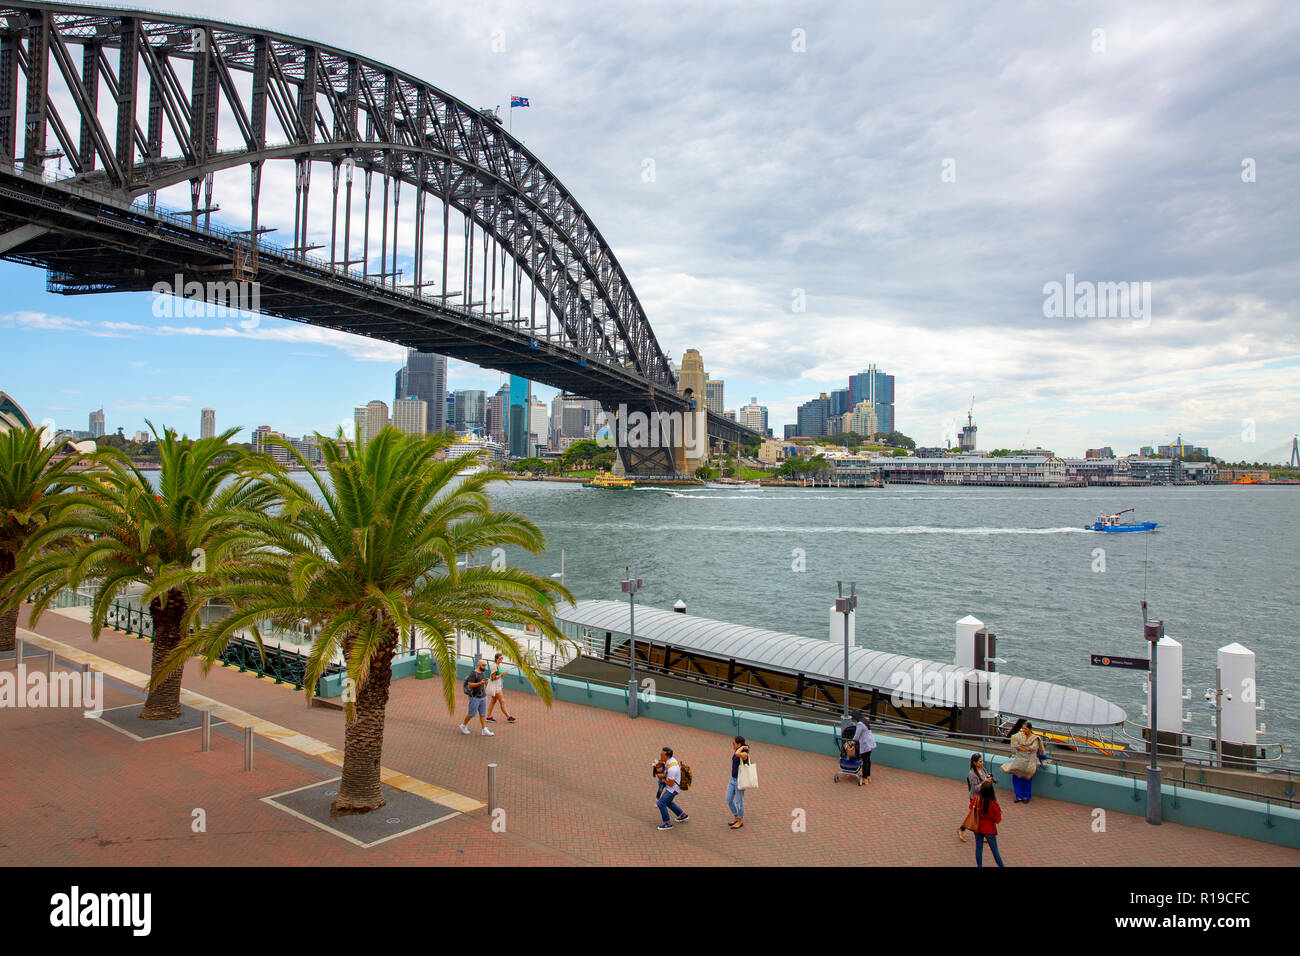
top-left (834, 581), bottom-right (857, 724)
top-left (621, 566), bottom-right (643, 718)
top-left (1205, 666), bottom-right (1230, 769)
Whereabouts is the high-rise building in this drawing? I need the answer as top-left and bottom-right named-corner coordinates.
top-left (528, 398), bottom-right (548, 457)
top-left (849, 401), bottom-right (878, 438)
top-left (89, 408), bottom-right (105, 438)
top-left (453, 390), bottom-right (486, 433)
top-left (796, 394), bottom-right (831, 438)
top-left (200, 408), bottom-right (215, 439)
top-left (830, 388), bottom-right (853, 419)
top-left (739, 397), bottom-right (768, 435)
top-left (959, 413), bottom-right (978, 453)
top-left (487, 389), bottom-right (507, 445)
top-left (354, 400), bottom-right (388, 443)
top-left (507, 375), bottom-right (530, 457)
top-left (850, 365), bottom-right (895, 435)
top-left (397, 350), bottom-right (448, 433)
top-left (705, 379), bottom-right (725, 415)
top-left (392, 398), bottom-right (428, 435)
top-left (252, 425), bottom-right (274, 453)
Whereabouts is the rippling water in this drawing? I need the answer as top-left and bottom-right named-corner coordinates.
top-left (483, 481), bottom-right (1299, 754)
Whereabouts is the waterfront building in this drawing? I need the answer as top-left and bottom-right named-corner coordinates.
top-left (0, 391), bottom-right (33, 433)
top-left (200, 407), bottom-right (215, 439)
top-left (290, 434), bottom-right (322, 464)
top-left (1062, 457), bottom-right (1130, 485)
top-left (453, 390), bottom-right (486, 433)
top-left (705, 379), bottom-right (725, 415)
top-left (758, 438), bottom-right (785, 465)
top-left (89, 408), bottom-right (105, 438)
top-left (870, 455), bottom-right (1067, 486)
top-left (391, 397), bottom-right (428, 435)
top-left (1127, 458), bottom-right (1181, 484)
top-left (1085, 447), bottom-right (1115, 459)
top-left (251, 425), bottom-right (275, 454)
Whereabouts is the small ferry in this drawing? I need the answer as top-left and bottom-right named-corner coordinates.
top-left (583, 472), bottom-right (636, 489)
top-left (1085, 508), bottom-right (1157, 533)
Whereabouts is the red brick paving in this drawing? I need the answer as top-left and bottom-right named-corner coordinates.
top-left (4, 607), bottom-right (1298, 867)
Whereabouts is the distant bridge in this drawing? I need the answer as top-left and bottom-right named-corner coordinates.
top-left (0, 1), bottom-right (759, 472)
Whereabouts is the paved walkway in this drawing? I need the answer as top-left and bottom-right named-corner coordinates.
top-left (4, 607), bottom-right (1298, 866)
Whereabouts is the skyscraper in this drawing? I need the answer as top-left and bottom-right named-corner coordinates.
top-left (354, 400), bottom-right (388, 443)
top-left (396, 350), bottom-right (448, 433)
top-left (89, 408), bottom-right (105, 438)
top-left (487, 389), bottom-right (507, 444)
top-left (850, 365), bottom-right (895, 435)
top-left (528, 397), bottom-right (548, 456)
top-left (507, 375), bottom-right (530, 457)
top-left (200, 408), bottom-right (215, 439)
top-left (795, 394), bottom-right (831, 438)
top-left (453, 390), bottom-right (486, 433)
top-left (705, 379), bottom-right (725, 415)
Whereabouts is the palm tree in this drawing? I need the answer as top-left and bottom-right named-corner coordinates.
top-left (8, 424), bottom-right (280, 718)
top-left (0, 427), bottom-right (92, 652)
top-left (162, 427), bottom-right (573, 815)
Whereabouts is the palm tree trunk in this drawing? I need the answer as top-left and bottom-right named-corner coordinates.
top-left (140, 590), bottom-right (187, 720)
top-left (333, 637), bottom-right (397, 816)
top-left (0, 549), bottom-right (16, 653)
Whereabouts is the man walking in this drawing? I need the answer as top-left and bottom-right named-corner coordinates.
top-left (458, 658), bottom-right (493, 736)
top-left (654, 746), bottom-right (689, 830)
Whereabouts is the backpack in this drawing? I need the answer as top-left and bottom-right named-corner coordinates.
top-left (841, 724), bottom-right (856, 741)
top-left (463, 674), bottom-right (472, 694)
top-left (679, 763), bottom-right (693, 791)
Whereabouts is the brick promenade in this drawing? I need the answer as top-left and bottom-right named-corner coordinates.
top-left (3, 608), bottom-right (1297, 867)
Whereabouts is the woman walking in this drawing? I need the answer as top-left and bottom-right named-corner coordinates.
top-left (726, 736), bottom-right (750, 829)
top-left (970, 779), bottom-right (1005, 867)
top-left (851, 712), bottom-right (877, 784)
top-left (1001, 719), bottom-right (1047, 803)
top-left (959, 753), bottom-right (993, 842)
top-left (484, 652), bottom-right (516, 723)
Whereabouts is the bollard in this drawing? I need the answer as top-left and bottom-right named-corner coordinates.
top-left (47, 649), bottom-right (56, 676)
top-left (201, 708), bottom-right (211, 753)
top-left (243, 725), bottom-right (254, 770)
top-left (487, 762), bottom-right (498, 815)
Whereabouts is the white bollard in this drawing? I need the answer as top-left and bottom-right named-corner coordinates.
top-left (954, 615), bottom-right (983, 669)
top-left (1155, 636), bottom-right (1183, 736)
top-left (1218, 642), bottom-right (1257, 750)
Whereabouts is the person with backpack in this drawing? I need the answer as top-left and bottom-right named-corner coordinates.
top-left (457, 658), bottom-right (493, 736)
top-left (851, 711), bottom-right (877, 783)
top-left (654, 746), bottom-right (690, 830)
top-left (970, 778), bottom-right (1006, 867)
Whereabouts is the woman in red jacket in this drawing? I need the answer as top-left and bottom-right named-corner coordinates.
top-left (971, 779), bottom-right (1006, 867)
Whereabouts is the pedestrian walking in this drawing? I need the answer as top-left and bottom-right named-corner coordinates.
top-left (654, 746), bottom-right (690, 830)
top-left (852, 711), bottom-right (877, 783)
top-left (485, 652), bottom-right (516, 723)
top-left (970, 779), bottom-right (1005, 867)
top-left (959, 753), bottom-right (993, 842)
top-left (726, 736), bottom-right (751, 829)
top-left (457, 658), bottom-right (494, 736)
top-left (1001, 719), bottom-right (1047, 802)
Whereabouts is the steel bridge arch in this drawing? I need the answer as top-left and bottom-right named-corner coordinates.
top-left (0, 0), bottom-right (675, 389)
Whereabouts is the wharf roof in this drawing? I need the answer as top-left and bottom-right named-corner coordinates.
top-left (557, 600), bottom-right (1127, 728)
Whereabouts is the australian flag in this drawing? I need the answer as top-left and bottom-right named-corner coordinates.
top-left (510, 96), bottom-right (529, 108)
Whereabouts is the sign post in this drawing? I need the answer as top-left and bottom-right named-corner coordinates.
top-left (621, 568), bottom-right (643, 718)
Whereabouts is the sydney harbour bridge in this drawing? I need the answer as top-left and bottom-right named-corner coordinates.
top-left (0, 1), bottom-right (757, 474)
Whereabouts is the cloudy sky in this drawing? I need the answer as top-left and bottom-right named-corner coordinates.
top-left (3, 0), bottom-right (1298, 460)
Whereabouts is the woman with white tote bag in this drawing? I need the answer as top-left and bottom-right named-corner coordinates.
top-left (729, 735), bottom-right (758, 829)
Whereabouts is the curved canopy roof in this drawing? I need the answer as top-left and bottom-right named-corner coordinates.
top-left (559, 600), bottom-right (1126, 727)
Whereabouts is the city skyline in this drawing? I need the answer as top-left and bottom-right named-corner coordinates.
top-left (2, 0), bottom-right (1297, 464)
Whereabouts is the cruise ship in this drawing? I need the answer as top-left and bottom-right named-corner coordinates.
top-left (445, 434), bottom-right (505, 474)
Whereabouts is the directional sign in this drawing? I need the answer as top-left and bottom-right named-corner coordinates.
top-left (1090, 653), bottom-right (1149, 671)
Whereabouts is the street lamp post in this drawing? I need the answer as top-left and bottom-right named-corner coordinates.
top-left (1144, 617), bottom-right (1164, 825)
top-left (621, 567), bottom-right (643, 718)
top-left (834, 582), bottom-right (857, 724)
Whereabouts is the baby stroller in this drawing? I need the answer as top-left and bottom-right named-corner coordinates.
top-left (834, 736), bottom-right (865, 786)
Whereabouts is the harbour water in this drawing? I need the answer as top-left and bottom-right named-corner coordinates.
top-left (486, 481), bottom-right (1299, 757)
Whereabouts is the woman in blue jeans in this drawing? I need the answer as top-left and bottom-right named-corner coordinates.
top-left (726, 736), bottom-right (750, 829)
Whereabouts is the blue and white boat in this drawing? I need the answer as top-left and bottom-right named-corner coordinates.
top-left (1086, 508), bottom-right (1157, 533)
